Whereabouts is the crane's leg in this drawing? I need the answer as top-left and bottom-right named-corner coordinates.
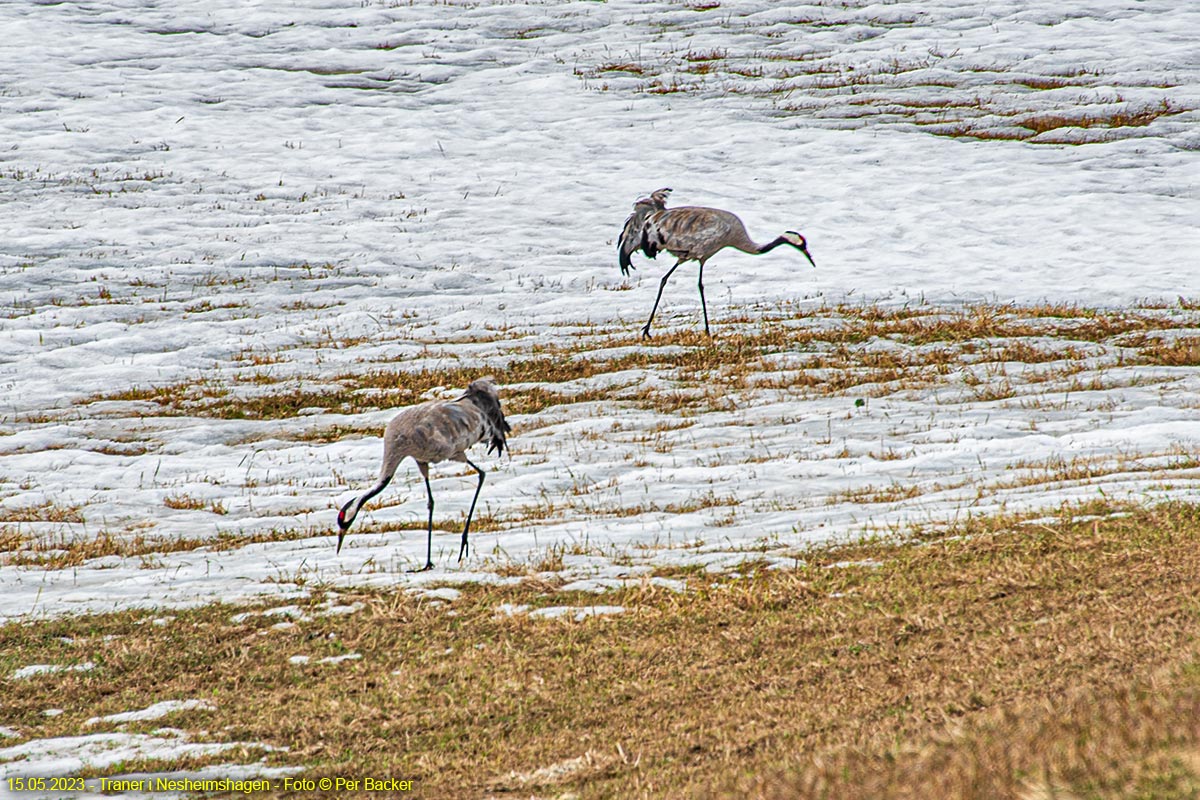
top-left (409, 462), bottom-right (435, 573)
top-left (458, 458), bottom-right (487, 562)
top-left (641, 259), bottom-right (685, 339)
top-left (697, 258), bottom-right (710, 336)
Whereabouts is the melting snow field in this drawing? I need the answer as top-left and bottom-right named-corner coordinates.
top-left (1, 0), bottom-right (1199, 632)
top-left (2, 0), bottom-right (1199, 790)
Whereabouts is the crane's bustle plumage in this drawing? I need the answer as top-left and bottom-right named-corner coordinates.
top-left (618, 187), bottom-right (671, 276)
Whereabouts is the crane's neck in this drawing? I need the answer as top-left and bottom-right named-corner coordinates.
top-left (755, 235), bottom-right (790, 254)
top-left (338, 475), bottom-right (392, 530)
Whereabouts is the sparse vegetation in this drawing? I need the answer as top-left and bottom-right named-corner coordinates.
top-left (79, 302), bottom-right (1197, 424)
top-left (938, 99), bottom-right (1187, 142)
top-left (0, 526), bottom-right (320, 569)
top-left (4, 501), bottom-right (1200, 798)
top-left (0, 500), bottom-right (85, 524)
top-left (575, 28), bottom-right (1188, 145)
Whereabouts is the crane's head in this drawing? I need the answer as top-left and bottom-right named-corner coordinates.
top-left (335, 498), bottom-right (357, 553)
top-left (784, 231), bottom-right (815, 268)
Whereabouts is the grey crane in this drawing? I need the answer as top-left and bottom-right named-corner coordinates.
top-left (618, 188), bottom-right (815, 338)
top-left (335, 378), bottom-right (511, 571)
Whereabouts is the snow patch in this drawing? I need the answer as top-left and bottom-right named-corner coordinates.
top-left (412, 587), bottom-right (462, 602)
top-left (528, 606), bottom-right (626, 622)
top-left (0, 731), bottom-right (298, 795)
top-left (318, 653), bottom-right (361, 665)
top-left (85, 700), bottom-right (216, 728)
top-left (12, 662), bottom-right (96, 680)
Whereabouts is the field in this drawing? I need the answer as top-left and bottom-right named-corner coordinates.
top-left (2, 0), bottom-right (1199, 797)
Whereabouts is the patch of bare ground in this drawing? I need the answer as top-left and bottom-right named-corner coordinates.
top-left (0, 500), bottom-right (86, 524)
top-left (3, 501), bottom-right (1200, 798)
top-left (575, 33), bottom-right (1189, 145)
top-left (937, 100), bottom-right (1187, 143)
top-left (0, 526), bottom-right (320, 569)
top-left (77, 302), bottom-right (1199, 427)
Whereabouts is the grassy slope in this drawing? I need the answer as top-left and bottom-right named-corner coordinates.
top-left (3, 500), bottom-right (1200, 799)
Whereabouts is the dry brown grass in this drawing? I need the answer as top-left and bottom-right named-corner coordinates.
top-left (594, 61), bottom-right (647, 76)
top-left (79, 303), bottom-right (1193, 426)
top-left (3, 501), bottom-right (1200, 798)
top-left (935, 100), bottom-right (1186, 142)
top-left (0, 500), bottom-right (85, 524)
top-left (829, 482), bottom-right (926, 505)
top-left (1010, 75), bottom-right (1094, 90)
top-left (1019, 101), bottom-right (1180, 135)
top-left (0, 526), bottom-right (320, 569)
top-left (1140, 336), bottom-right (1200, 367)
top-left (162, 493), bottom-right (227, 514)
top-left (988, 452), bottom-right (1200, 493)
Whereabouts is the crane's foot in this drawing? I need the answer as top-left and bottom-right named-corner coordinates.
top-left (641, 325), bottom-right (652, 339)
top-left (407, 562), bottom-right (435, 573)
top-left (457, 538), bottom-right (469, 562)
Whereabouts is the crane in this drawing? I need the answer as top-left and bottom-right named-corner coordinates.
top-left (618, 188), bottom-right (815, 337)
top-left (335, 378), bottom-right (511, 571)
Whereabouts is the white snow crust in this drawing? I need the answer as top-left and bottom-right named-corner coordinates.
top-left (84, 700), bottom-right (216, 728)
top-left (11, 663), bottom-right (96, 681)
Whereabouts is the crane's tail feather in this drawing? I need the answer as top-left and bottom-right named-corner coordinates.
top-left (617, 188), bottom-right (672, 275)
top-left (619, 244), bottom-right (635, 276)
top-left (464, 380), bottom-right (511, 456)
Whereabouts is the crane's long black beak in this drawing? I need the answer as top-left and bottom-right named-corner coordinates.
top-left (802, 247), bottom-right (815, 268)
top-left (335, 504), bottom-right (351, 553)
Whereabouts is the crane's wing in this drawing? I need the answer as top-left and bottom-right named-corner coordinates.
top-left (617, 188), bottom-right (671, 276)
top-left (617, 212), bottom-right (649, 276)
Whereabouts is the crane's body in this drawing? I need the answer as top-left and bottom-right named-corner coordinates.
top-left (618, 188), bottom-right (815, 338)
top-left (336, 378), bottom-right (511, 571)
